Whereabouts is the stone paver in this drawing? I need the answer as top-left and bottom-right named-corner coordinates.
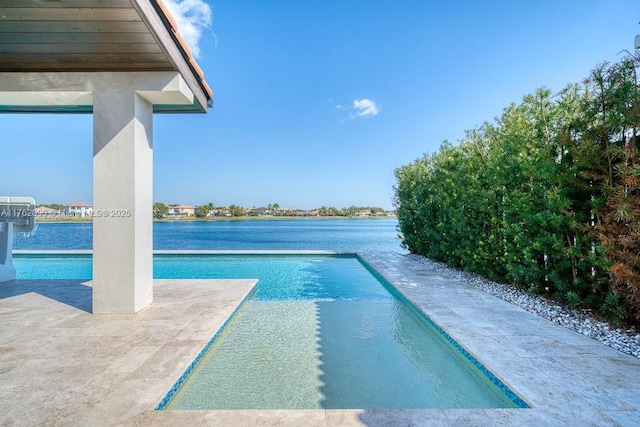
top-left (1, 251), bottom-right (639, 426)
top-left (0, 277), bottom-right (256, 426)
top-left (362, 251), bottom-right (640, 426)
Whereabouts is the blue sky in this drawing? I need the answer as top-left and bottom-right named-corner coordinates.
top-left (1, 0), bottom-right (639, 210)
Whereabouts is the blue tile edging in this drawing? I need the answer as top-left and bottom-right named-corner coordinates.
top-left (356, 254), bottom-right (530, 409)
top-left (155, 253), bottom-right (529, 410)
top-left (154, 284), bottom-right (258, 410)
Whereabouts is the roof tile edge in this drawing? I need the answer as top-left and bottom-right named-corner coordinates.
top-left (152, 0), bottom-right (213, 101)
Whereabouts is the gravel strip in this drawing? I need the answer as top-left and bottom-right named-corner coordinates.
top-left (406, 253), bottom-right (640, 359)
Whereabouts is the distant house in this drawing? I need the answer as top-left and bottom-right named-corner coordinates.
top-left (210, 208), bottom-right (229, 217)
top-left (62, 202), bottom-right (93, 218)
top-left (294, 209), bottom-right (320, 217)
top-left (167, 204), bottom-right (195, 217)
top-left (275, 207), bottom-right (293, 216)
top-left (35, 206), bottom-right (60, 218)
top-left (248, 207), bottom-right (269, 216)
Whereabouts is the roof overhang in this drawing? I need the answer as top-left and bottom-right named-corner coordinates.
top-left (0, 70), bottom-right (197, 113)
top-left (0, 0), bottom-right (212, 113)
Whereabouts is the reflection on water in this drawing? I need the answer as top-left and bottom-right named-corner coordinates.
top-left (316, 298), bottom-right (515, 408)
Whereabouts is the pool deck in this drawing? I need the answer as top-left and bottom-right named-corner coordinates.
top-left (1, 251), bottom-right (639, 426)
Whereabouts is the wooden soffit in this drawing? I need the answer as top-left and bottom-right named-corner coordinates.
top-left (0, 0), bottom-right (212, 113)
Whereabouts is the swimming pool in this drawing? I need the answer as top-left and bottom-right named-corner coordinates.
top-left (13, 253), bottom-right (528, 409)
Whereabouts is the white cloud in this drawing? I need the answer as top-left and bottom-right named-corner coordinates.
top-left (351, 98), bottom-right (381, 118)
top-left (164, 0), bottom-right (213, 58)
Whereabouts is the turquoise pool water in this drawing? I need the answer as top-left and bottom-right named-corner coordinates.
top-left (13, 254), bottom-right (527, 409)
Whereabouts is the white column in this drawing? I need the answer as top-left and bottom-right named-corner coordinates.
top-left (92, 90), bottom-right (153, 314)
top-left (1, 71), bottom-right (197, 314)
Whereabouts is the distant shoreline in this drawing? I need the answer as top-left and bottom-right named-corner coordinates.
top-left (35, 215), bottom-right (397, 224)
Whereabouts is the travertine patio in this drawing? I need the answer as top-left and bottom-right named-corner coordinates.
top-left (1, 251), bottom-right (639, 426)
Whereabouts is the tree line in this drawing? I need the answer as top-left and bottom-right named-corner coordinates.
top-left (394, 52), bottom-right (640, 325)
top-left (152, 202), bottom-right (389, 219)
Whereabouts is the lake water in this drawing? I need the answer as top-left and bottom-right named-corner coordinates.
top-left (13, 219), bottom-right (403, 253)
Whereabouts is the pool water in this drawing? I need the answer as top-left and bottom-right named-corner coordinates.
top-left (13, 254), bottom-right (527, 409)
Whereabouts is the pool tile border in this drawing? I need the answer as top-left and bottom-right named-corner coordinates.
top-left (6, 250), bottom-right (640, 425)
top-left (356, 255), bottom-right (530, 409)
top-left (150, 251), bottom-right (528, 410)
top-left (154, 284), bottom-right (259, 410)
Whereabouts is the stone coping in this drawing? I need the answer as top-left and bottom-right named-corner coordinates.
top-left (1, 251), bottom-right (639, 425)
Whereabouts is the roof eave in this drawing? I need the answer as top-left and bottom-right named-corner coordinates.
top-left (133, 0), bottom-right (212, 113)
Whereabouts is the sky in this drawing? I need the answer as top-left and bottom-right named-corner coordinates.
top-left (1, 0), bottom-right (639, 210)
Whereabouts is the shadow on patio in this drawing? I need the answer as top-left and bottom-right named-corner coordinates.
top-left (0, 279), bottom-right (92, 313)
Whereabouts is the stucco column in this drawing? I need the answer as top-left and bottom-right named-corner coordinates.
top-left (92, 89), bottom-right (153, 314)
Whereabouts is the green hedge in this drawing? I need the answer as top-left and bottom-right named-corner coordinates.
top-left (394, 54), bottom-right (640, 325)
